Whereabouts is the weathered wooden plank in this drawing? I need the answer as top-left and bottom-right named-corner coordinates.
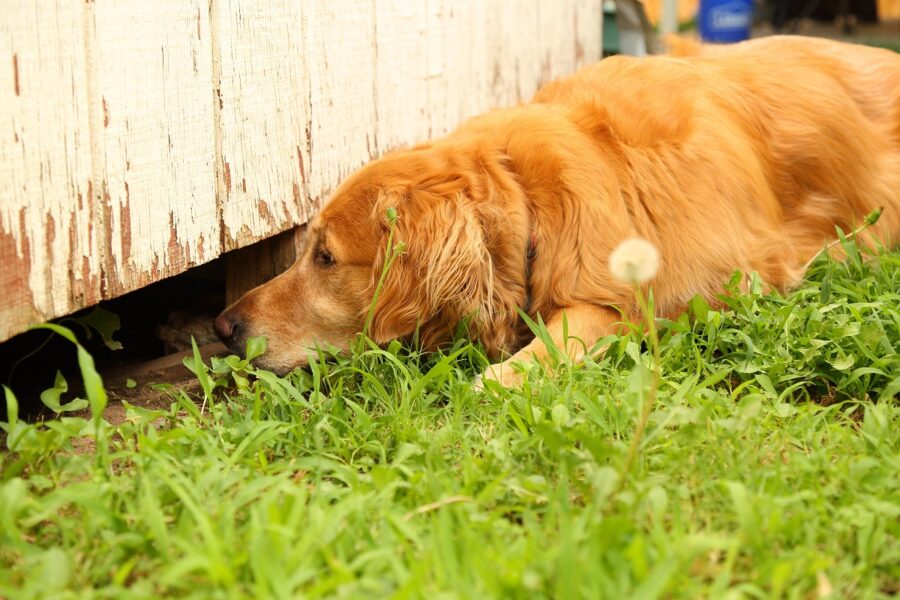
top-left (0, 0), bottom-right (98, 339)
top-left (372, 0), bottom-right (602, 145)
top-left (91, 0), bottom-right (219, 296)
top-left (299, 2), bottom-right (380, 206)
top-left (215, 0), bottom-right (308, 250)
top-left (215, 1), bottom-right (380, 250)
top-left (373, 0), bottom-right (602, 148)
top-left (370, 1), bottom-right (432, 150)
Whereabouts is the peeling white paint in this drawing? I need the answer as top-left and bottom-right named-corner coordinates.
top-left (216, 0), bottom-right (315, 249)
top-left (0, 1), bottom-right (602, 342)
top-left (0, 0), bottom-right (97, 332)
top-left (94, 0), bottom-right (218, 294)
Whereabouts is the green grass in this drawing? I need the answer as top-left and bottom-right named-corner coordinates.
top-left (1, 241), bottom-right (898, 599)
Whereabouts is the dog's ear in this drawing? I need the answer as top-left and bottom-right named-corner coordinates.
top-left (368, 190), bottom-right (495, 346)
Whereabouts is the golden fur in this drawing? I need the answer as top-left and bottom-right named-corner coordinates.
top-left (215, 36), bottom-right (900, 385)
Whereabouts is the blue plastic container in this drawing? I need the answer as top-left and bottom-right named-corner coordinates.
top-left (698, 0), bottom-right (754, 43)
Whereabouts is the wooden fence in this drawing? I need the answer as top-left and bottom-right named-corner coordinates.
top-left (1, 1), bottom-right (602, 343)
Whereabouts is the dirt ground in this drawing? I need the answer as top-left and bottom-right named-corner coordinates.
top-left (10, 342), bottom-right (227, 429)
top-left (83, 342), bottom-right (227, 426)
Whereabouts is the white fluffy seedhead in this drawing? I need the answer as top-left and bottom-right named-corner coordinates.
top-left (609, 237), bottom-right (660, 284)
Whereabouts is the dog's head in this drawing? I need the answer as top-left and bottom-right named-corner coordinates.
top-left (214, 147), bottom-right (526, 374)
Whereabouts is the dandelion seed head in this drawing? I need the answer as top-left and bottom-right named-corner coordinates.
top-left (609, 237), bottom-right (659, 284)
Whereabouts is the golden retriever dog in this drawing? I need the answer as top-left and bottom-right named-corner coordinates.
top-left (214, 35), bottom-right (900, 387)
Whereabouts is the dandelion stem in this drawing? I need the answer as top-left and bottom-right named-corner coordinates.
top-left (615, 285), bottom-right (661, 496)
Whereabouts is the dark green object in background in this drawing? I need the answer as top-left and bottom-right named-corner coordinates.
top-left (603, 1), bottom-right (621, 56)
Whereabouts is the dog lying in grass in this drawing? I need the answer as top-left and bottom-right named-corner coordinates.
top-left (214, 35), bottom-right (900, 387)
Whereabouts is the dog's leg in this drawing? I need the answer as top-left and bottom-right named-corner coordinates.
top-left (477, 304), bottom-right (623, 388)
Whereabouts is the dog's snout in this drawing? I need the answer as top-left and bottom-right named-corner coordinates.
top-left (213, 312), bottom-right (235, 339)
top-left (214, 311), bottom-right (243, 351)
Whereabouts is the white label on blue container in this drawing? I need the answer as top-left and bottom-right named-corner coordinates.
top-left (709, 1), bottom-right (752, 30)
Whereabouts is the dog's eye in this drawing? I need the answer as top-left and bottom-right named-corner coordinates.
top-left (314, 248), bottom-right (335, 267)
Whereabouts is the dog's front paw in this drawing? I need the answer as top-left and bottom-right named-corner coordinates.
top-left (475, 361), bottom-right (525, 390)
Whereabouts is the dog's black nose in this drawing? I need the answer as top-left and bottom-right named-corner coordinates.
top-left (213, 311), bottom-right (242, 350)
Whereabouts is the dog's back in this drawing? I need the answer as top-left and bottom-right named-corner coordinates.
top-left (534, 36), bottom-right (900, 286)
top-left (697, 36), bottom-right (900, 254)
top-left (665, 35), bottom-right (900, 148)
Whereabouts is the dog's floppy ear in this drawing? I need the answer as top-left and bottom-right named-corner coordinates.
top-left (368, 189), bottom-right (495, 346)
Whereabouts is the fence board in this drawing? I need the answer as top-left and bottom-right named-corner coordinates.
top-left (216, 0), bottom-right (309, 250)
top-left (1, 0), bottom-right (98, 336)
top-left (92, 0), bottom-right (219, 295)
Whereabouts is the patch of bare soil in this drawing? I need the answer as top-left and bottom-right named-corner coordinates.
top-left (0, 343), bottom-right (229, 455)
top-left (83, 342), bottom-right (228, 426)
